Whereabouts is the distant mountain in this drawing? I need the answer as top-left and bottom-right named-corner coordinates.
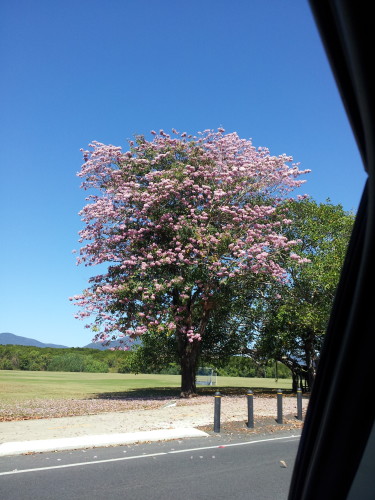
top-left (84, 338), bottom-right (140, 350)
top-left (0, 332), bottom-right (68, 349)
top-left (0, 332), bottom-right (139, 350)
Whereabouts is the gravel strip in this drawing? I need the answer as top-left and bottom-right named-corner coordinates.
top-left (0, 394), bottom-right (309, 422)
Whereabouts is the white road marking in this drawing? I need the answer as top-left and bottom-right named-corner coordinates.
top-left (0, 434), bottom-right (300, 477)
top-left (169, 434), bottom-right (301, 453)
top-left (0, 453), bottom-right (167, 476)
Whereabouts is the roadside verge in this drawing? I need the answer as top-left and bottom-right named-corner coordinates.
top-left (0, 428), bottom-right (209, 457)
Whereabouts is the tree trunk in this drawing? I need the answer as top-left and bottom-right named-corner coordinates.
top-left (175, 298), bottom-right (211, 398)
top-left (180, 352), bottom-right (197, 397)
top-left (304, 332), bottom-right (317, 392)
top-left (278, 356), bottom-right (308, 392)
top-left (177, 332), bottom-right (200, 398)
top-left (291, 369), bottom-right (299, 393)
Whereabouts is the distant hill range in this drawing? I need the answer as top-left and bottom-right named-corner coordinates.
top-left (82, 339), bottom-right (138, 350)
top-left (0, 332), bottom-right (138, 350)
top-left (0, 332), bottom-right (68, 349)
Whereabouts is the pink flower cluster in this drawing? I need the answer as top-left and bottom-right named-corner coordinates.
top-left (72, 129), bottom-right (310, 345)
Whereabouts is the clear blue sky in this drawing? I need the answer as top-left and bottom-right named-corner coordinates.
top-left (0, 0), bottom-right (366, 347)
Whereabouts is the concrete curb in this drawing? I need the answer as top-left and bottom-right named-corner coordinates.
top-left (0, 428), bottom-right (209, 457)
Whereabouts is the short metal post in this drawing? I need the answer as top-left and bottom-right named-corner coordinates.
top-left (297, 387), bottom-right (303, 420)
top-left (277, 389), bottom-right (283, 424)
top-left (214, 391), bottom-right (221, 432)
top-left (247, 389), bottom-right (254, 428)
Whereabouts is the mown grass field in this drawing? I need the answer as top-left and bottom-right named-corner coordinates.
top-left (0, 370), bottom-right (293, 403)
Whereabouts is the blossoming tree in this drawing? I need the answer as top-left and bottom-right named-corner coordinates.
top-left (72, 129), bottom-right (310, 396)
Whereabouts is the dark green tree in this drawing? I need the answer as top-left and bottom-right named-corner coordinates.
top-left (252, 198), bottom-right (355, 391)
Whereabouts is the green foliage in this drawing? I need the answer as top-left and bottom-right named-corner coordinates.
top-left (128, 329), bottom-right (178, 374)
top-left (128, 280), bottom-right (257, 377)
top-left (155, 363), bottom-right (181, 375)
top-left (0, 345), bottom-right (130, 373)
top-left (253, 198), bottom-right (355, 390)
top-left (47, 353), bottom-right (85, 372)
top-left (116, 355), bottom-right (135, 374)
top-left (215, 357), bottom-right (291, 378)
top-left (0, 345), bottom-right (290, 378)
top-left (47, 353), bottom-right (108, 373)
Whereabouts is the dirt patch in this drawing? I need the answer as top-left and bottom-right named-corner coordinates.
top-left (198, 415), bottom-right (304, 440)
top-left (0, 395), bottom-right (308, 444)
top-left (0, 393), bottom-right (309, 426)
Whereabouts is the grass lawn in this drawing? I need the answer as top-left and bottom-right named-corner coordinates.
top-left (0, 370), bottom-right (293, 403)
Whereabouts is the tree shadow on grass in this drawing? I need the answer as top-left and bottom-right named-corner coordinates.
top-left (94, 386), bottom-right (295, 401)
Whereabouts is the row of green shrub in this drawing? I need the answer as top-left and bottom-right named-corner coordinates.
top-left (147, 357), bottom-right (291, 379)
top-left (0, 344), bottom-right (291, 378)
top-left (215, 356), bottom-right (291, 378)
top-left (0, 345), bottom-right (127, 373)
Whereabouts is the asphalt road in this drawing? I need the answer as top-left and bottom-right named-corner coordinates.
top-left (0, 433), bottom-right (300, 500)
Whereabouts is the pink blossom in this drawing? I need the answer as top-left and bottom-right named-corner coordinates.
top-left (73, 127), bottom-right (310, 348)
